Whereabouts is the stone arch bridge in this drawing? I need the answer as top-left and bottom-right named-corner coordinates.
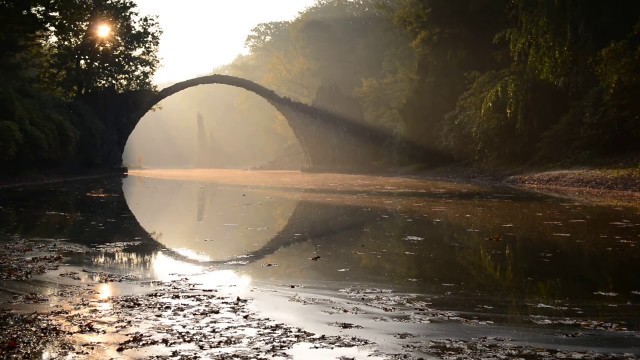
top-left (95, 74), bottom-right (434, 171)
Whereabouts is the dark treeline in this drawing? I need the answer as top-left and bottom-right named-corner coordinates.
top-left (230, 0), bottom-right (640, 167)
top-left (0, 0), bottom-right (160, 175)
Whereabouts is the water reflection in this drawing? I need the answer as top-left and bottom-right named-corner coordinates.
top-left (97, 283), bottom-right (112, 300)
top-left (1, 170), bottom-right (639, 348)
top-left (151, 252), bottom-right (251, 290)
top-left (123, 170), bottom-right (640, 330)
top-left (122, 175), bottom-right (301, 262)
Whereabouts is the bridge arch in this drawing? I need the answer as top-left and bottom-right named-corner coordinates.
top-left (115, 74), bottom-right (399, 172)
top-left (133, 74), bottom-right (313, 167)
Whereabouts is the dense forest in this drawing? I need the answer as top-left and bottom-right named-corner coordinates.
top-left (3, 0), bottom-right (640, 175)
top-left (0, 0), bottom-right (160, 175)
top-left (227, 0), bottom-right (640, 167)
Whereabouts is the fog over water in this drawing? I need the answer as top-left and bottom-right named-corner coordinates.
top-left (123, 85), bottom-right (302, 170)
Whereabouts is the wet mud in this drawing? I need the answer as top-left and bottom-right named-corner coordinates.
top-left (1, 238), bottom-right (637, 359)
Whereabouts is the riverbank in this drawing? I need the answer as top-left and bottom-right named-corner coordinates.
top-left (413, 160), bottom-right (640, 208)
top-left (0, 167), bottom-right (127, 189)
top-left (504, 168), bottom-right (640, 207)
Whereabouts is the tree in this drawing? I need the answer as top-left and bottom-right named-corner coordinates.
top-left (392, 0), bottom-right (510, 148)
top-left (0, 0), bottom-right (161, 174)
top-left (244, 21), bottom-right (291, 54)
top-left (0, 0), bottom-right (51, 82)
top-left (0, 1), bottom-right (77, 172)
top-left (45, 0), bottom-right (161, 98)
top-left (426, 0), bottom-right (640, 163)
top-left (482, 0), bottom-right (640, 161)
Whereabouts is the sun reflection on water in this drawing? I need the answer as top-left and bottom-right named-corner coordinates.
top-left (196, 269), bottom-right (252, 290)
top-left (152, 252), bottom-right (204, 279)
top-left (173, 247), bottom-right (213, 262)
top-left (151, 252), bottom-right (251, 290)
top-left (96, 283), bottom-right (113, 311)
top-left (97, 283), bottom-right (112, 300)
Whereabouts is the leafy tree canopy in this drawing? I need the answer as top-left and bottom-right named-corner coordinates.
top-left (44, 0), bottom-right (162, 97)
top-left (0, 0), bottom-right (160, 174)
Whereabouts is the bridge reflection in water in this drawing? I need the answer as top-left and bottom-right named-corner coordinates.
top-left (2, 168), bottom-right (638, 344)
top-left (123, 173), bottom-right (302, 263)
top-left (122, 169), bottom-right (388, 269)
top-left (1, 169), bottom-right (638, 355)
top-left (122, 169), bottom-right (488, 286)
top-left (120, 167), bottom-right (640, 343)
top-left (123, 168), bottom-right (640, 310)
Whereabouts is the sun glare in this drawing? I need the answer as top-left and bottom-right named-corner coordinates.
top-left (96, 23), bottom-right (111, 39)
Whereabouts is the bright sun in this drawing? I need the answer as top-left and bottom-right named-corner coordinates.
top-left (96, 23), bottom-right (111, 38)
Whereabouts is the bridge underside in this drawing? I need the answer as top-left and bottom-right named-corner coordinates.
top-left (272, 102), bottom-right (384, 172)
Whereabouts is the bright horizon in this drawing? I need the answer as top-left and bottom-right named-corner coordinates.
top-left (134, 0), bottom-right (317, 85)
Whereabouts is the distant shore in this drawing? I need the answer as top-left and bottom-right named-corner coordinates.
top-left (3, 164), bottom-right (639, 207)
top-left (416, 163), bottom-right (640, 207)
top-left (504, 168), bottom-right (640, 207)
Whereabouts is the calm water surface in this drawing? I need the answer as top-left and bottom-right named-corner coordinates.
top-left (1, 169), bottom-right (639, 355)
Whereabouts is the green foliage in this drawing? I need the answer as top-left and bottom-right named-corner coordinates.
top-left (392, 0), bottom-right (431, 52)
top-left (443, 70), bottom-right (508, 161)
top-left (391, 0), bottom-right (510, 147)
top-left (0, 121), bottom-right (22, 160)
top-left (596, 34), bottom-right (640, 89)
top-left (0, 0), bottom-right (159, 175)
top-left (433, 0), bottom-right (640, 164)
top-left (236, 0), bottom-right (411, 100)
top-left (0, 0), bottom-right (50, 80)
top-left (355, 72), bottom-right (411, 133)
top-left (502, 0), bottom-right (573, 86)
top-left (0, 84), bottom-right (79, 171)
top-left (45, 0), bottom-right (161, 97)
top-left (244, 21), bottom-right (292, 54)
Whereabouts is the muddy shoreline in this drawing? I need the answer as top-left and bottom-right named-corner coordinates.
top-left (1, 237), bottom-right (638, 359)
top-left (504, 168), bottom-right (640, 208)
top-left (411, 165), bottom-right (640, 208)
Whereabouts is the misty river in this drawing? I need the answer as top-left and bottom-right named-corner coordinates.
top-left (1, 169), bottom-right (639, 358)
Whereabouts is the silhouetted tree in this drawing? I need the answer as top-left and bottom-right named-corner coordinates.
top-left (0, 0), bottom-right (161, 174)
top-left (45, 0), bottom-right (161, 98)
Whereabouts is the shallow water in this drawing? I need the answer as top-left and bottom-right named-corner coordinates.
top-left (1, 169), bottom-right (639, 357)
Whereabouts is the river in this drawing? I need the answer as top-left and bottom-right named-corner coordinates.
top-left (0, 169), bottom-right (638, 358)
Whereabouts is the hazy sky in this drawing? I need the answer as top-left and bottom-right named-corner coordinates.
top-left (134, 0), bottom-right (317, 85)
